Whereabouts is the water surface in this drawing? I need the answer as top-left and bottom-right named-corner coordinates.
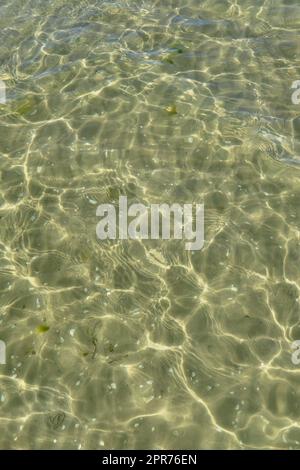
top-left (1, 0), bottom-right (300, 450)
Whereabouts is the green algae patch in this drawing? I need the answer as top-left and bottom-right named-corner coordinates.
top-left (162, 55), bottom-right (175, 64)
top-left (35, 325), bottom-right (50, 334)
top-left (13, 97), bottom-right (37, 117)
top-left (171, 44), bottom-right (184, 53)
top-left (165, 105), bottom-right (178, 115)
top-left (162, 47), bottom-right (184, 64)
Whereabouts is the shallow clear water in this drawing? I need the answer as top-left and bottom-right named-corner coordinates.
top-left (1, 0), bottom-right (300, 450)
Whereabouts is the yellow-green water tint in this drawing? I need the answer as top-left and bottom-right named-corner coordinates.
top-left (1, 0), bottom-right (300, 450)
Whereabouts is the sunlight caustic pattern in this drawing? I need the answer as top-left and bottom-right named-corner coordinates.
top-left (0, 0), bottom-right (300, 450)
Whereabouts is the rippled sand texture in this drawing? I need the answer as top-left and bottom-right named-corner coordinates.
top-left (1, 0), bottom-right (300, 450)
